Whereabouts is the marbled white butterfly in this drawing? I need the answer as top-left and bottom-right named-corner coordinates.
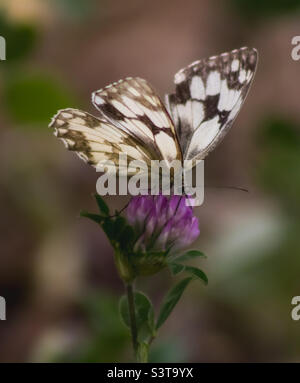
top-left (50, 47), bottom-right (258, 180)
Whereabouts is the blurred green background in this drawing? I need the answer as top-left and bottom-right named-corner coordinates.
top-left (0, 0), bottom-right (300, 362)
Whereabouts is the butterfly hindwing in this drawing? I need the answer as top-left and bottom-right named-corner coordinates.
top-left (165, 47), bottom-right (258, 161)
top-left (49, 108), bottom-right (154, 175)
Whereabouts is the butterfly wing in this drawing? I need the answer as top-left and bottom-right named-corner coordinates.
top-left (49, 108), bottom-right (154, 175)
top-left (92, 77), bottom-right (182, 166)
top-left (165, 47), bottom-right (258, 161)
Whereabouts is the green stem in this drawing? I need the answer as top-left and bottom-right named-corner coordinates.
top-left (137, 342), bottom-right (149, 362)
top-left (126, 282), bottom-right (138, 358)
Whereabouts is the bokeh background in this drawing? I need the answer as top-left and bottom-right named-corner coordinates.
top-left (0, 0), bottom-right (300, 363)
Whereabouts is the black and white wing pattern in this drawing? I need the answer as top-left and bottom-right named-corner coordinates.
top-left (165, 47), bottom-right (258, 161)
top-left (50, 49), bottom-right (257, 176)
top-left (92, 77), bottom-right (182, 166)
top-left (50, 108), bottom-right (155, 175)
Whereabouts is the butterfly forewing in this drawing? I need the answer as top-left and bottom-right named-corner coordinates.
top-left (92, 77), bottom-right (182, 166)
top-left (165, 47), bottom-right (258, 161)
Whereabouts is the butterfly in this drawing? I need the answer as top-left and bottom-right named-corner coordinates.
top-left (50, 47), bottom-right (258, 183)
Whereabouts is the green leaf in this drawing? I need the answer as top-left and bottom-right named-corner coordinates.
top-left (175, 250), bottom-right (206, 263)
top-left (94, 194), bottom-right (109, 216)
top-left (102, 218), bottom-right (115, 240)
top-left (80, 210), bottom-right (104, 224)
top-left (169, 263), bottom-right (185, 275)
top-left (169, 263), bottom-right (208, 285)
top-left (118, 224), bottom-right (136, 251)
top-left (156, 277), bottom-right (193, 330)
top-left (106, 216), bottom-right (128, 244)
top-left (184, 265), bottom-right (208, 285)
top-left (119, 291), bottom-right (155, 341)
top-left (113, 216), bottom-right (127, 239)
top-left (80, 200), bottom-right (136, 251)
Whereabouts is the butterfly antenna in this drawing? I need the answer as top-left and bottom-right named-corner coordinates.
top-left (174, 195), bottom-right (183, 214)
top-left (108, 201), bottom-right (130, 218)
top-left (207, 186), bottom-right (249, 193)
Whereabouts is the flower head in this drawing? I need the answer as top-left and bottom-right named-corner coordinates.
top-left (127, 195), bottom-right (200, 254)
